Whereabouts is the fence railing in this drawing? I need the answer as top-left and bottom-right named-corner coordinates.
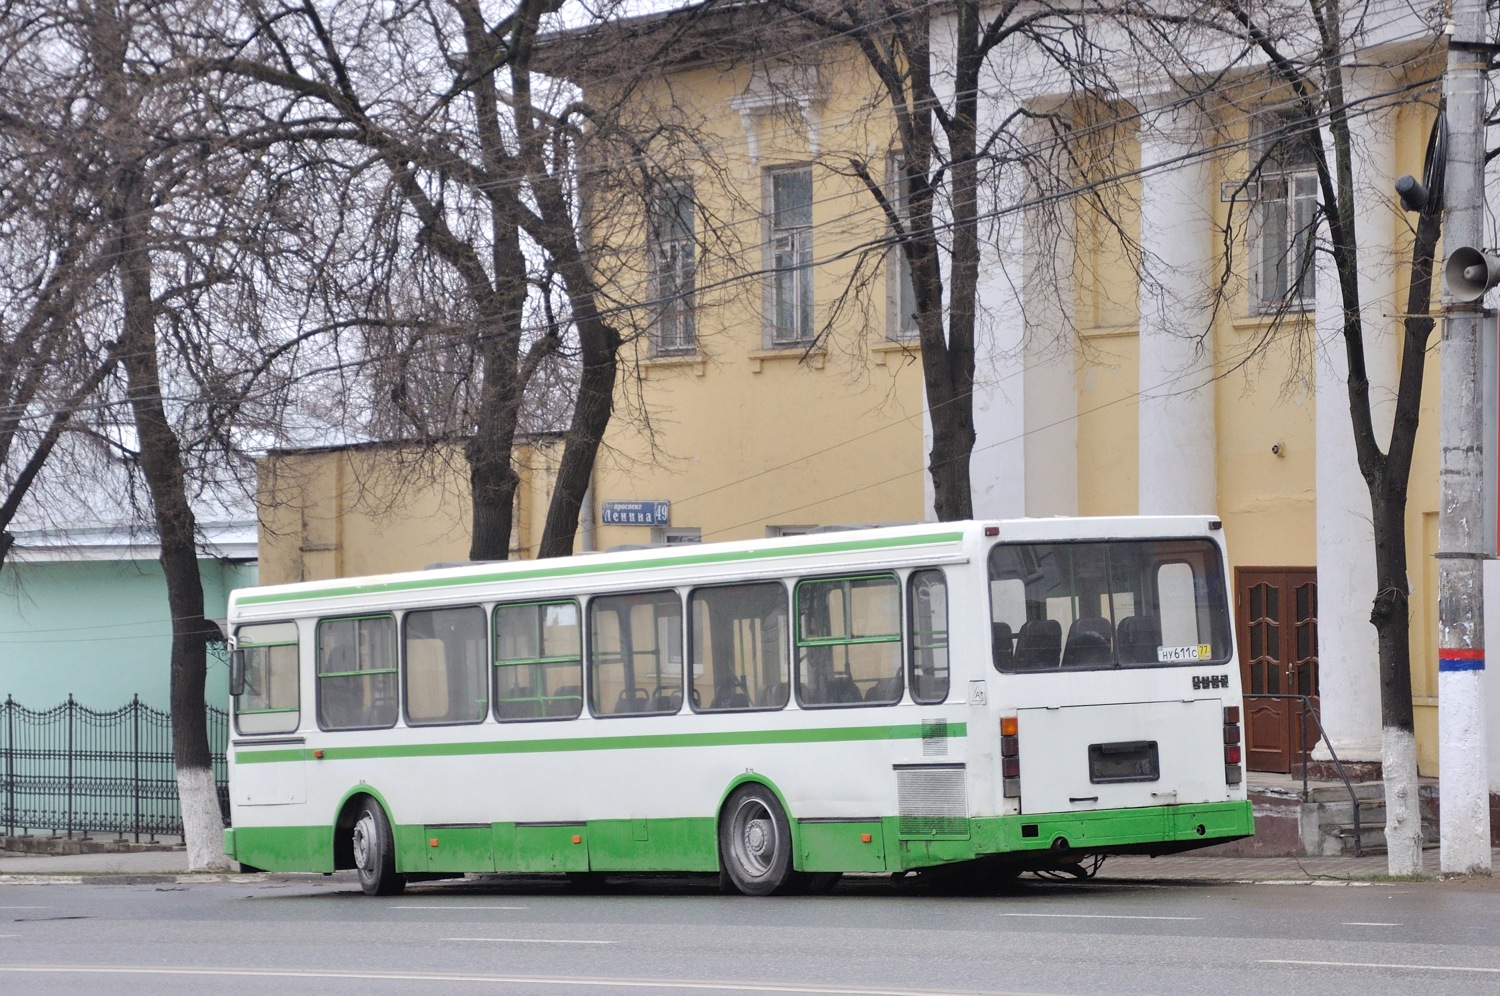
top-left (1, 695), bottom-right (229, 841)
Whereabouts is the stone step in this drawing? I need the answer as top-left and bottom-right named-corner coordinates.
top-left (1304, 782), bottom-right (1386, 805)
top-left (1317, 798), bottom-right (1385, 826)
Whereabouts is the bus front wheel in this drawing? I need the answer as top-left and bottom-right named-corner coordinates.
top-left (352, 799), bottom-right (406, 896)
top-left (719, 784), bottom-right (793, 896)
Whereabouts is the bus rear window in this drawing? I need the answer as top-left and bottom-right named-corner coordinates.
top-left (987, 539), bottom-right (1230, 671)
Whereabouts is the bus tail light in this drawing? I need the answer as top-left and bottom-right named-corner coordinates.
top-left (1001, 716), bottom-right (1020, 798)
top-left (1224, 705), bottom-right (1243, 785)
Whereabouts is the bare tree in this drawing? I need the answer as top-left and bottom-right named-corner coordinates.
top-left (215, 0), bottom-right (695, 560)
top-left (1, 0), bottom-right (351, 868)
top-left (1185, 0), bottom-right (1446, 875)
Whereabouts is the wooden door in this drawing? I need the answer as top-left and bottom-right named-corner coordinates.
top-left (1236, 569), bottom-right (1319, 773)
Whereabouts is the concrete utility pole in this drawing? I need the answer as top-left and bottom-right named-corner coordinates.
top-left (1437, 0), bottom-right (1493, 876)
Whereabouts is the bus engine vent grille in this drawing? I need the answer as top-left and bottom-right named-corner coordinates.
top-left (921, 720), bottom-right (949, 756)
top-left (895, 765), bottom-right (969, 838)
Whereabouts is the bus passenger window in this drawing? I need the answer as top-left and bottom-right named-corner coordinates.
top-left (403, 606), bottom-right (487, 726)
top-left (795, 575), bottom-right (901, 708)
top-left (908, 570), bottom-right (948, 703)
top-left (234, 622), bottom-right (299, 735)
top-left (317, 616), bottom-right (398, 730)
top-left (689, 582), bottom-right (789, 712)
top-left (588, 591), bottom-right (683, 717)
top-left (494, 601), bottom-right (582, 721)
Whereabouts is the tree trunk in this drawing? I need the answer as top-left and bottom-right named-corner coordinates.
top-left (538, 314), bottom-right (619, 558)
top-left (112, 154), bottom-right (226, 872)
top-left (467, 336), bottom-right (523, 561)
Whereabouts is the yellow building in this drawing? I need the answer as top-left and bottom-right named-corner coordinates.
top-left (256, 438), bottom-right (565, 585)
top-left (254, 9), bottom-right (1481, 792)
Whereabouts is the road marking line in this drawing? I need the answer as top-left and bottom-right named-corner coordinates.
top-left (1262, 959), bottom-right (1500, 975)
top-left (443, 937), bottom-right (617, 944)
top-left (0, 965), bottom-right (1011, 994)
top-left (392, 905), bottom-right (529, 910)
top-left (1341, 922), bottom-right (1400, 927)
top-left (999, 913), bottom-right (1202, 921)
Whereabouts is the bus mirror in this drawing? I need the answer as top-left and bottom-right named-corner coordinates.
top-left (229, 649), bottom-right (246, 697)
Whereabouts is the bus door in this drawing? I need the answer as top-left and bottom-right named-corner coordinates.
top-left (229, 621), bottom-right (307, 807)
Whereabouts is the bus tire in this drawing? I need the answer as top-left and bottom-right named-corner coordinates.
top-left (719, 784), bottom-right (793, 896)
top-left (352, 798), bottom-right (406, 896)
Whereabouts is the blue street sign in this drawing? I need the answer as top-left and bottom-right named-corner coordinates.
top-left (600, 500), bottom-right (671, 526)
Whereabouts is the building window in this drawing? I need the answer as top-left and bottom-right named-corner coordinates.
top-left (769, 166), bottom-right (814, 344)
top-left (1250, 114), bottom-right (1319, 312)
top-left (651, 526), bottom-right (701, 545)
top-left (651, 183), bottom-right (696, 353)
top-left (888, 157), bottom-right (918, 340)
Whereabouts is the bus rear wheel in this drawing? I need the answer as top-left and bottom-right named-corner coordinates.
top-left (352, 799), bottom-right (406, 896)
top-left (719, 784), bottom-right (793, 896)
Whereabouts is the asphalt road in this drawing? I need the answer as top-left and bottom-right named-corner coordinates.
top-left (2, 873), bottom-right (1499, 995)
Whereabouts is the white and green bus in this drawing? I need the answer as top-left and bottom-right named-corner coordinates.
top-left (225, 517), bottom-right (1252, 895)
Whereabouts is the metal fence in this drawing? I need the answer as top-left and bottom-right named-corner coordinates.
top-left (1, 696), bottom-right (229, 840)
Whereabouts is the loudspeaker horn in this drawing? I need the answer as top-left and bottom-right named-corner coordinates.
top-left (1444, 246), bottom-right (1500, 303)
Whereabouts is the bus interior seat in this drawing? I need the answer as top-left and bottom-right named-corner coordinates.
top-left (991, 622), bottom-right (1015, 670)
top-left (758, 682), bottom-right (787, 708)
top-left (496, 694), bottom-right (536, 720)
top-left (650, 687), bottom-right (683, 712)
top-left (547, 685), bottom-right (582, 716)
top-left (710, 679), bottom-right (749, 710)
top-left (1116, 615), bottom-right (1162, 663)
top-left (1014, 619), bottom-right (1062, 668)
top-left (825, 676), bottom-right (862, 704)
top-left (616, 687), bottom-right (651, 713)
top-left (1062, 616), bottom-right (1114, 667)
top-left (864, 676), bottom-right (903, 703)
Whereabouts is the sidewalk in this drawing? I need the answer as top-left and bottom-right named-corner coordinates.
top-left (3, 844), bottom-right (1494, 885)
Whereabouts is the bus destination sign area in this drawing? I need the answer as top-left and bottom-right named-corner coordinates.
top-left (601, 500), bottom-right (670, 526)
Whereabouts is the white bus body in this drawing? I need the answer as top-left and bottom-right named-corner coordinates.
top-left (224, 518), bottom-right (1252, 894)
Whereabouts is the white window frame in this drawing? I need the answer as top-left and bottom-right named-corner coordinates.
top-left (887, 156), bottom-right (918, 340)
top-left (765, 165), bottom-right (814, 346)
top-left (650, 182), bottom-right (696, 354)
top-left (1249, 114), bottom-right (1319, 314)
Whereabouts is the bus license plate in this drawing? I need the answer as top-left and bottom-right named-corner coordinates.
top-left (1088, 740), bottom-right (1160, 784)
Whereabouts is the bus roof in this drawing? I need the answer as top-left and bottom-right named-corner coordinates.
top-left (229, 515), bottom-right (1222, 620)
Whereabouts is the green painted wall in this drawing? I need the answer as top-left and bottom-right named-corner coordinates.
top-left (0, 558), bottom-right (258, 711)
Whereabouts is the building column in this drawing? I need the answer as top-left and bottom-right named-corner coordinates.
top-left (1137, 100), bottom-right (1216, 515)
top-left (1312, 91), bottom-right (1399, 765)
top-left (972, 181), bottom-right (1028, 520)
top-left (1021, 175), bottom-right (1078, 518)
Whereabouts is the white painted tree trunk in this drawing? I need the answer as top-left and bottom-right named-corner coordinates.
top-left (178, 765), bottom-right (229, 872)
top-left (1383, 727), bottom-right (1423, 876)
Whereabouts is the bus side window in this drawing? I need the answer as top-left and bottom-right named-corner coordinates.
top-left (908, 569), bottom-right (948, 703)
top-left (795, 575), bottom-right (901, 708)
top-left (689, 582), bottom-right (790, 712)
top-left (317, 616), bottom-right (398, 731)
top-left (588, 591), bottom-right (683, 717)
top-left (403, 606), bottom-right (487, 727)
top-left (494, 600), bottom-right (582, 721)
top-left (233, 622), bottom-right (300, 735)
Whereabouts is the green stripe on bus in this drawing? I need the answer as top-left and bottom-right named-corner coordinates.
top-left (225, 800), bottom-right (1254, 875)
top-left (234, 531), bottom-right (967, 606)
top-left (233, 721), bottom-right (968, 764)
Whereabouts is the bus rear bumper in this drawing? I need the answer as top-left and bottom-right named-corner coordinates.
top-left (891, 799), bottom-right (1254, 870)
